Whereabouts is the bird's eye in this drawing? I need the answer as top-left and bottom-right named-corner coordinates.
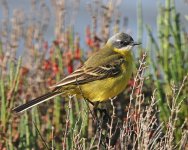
top-left (119, 41), bottom-right (124, 45)
top-left (120, 41), bottom-right (128, 46)
top-left (114, 40), bottom-right (128, 48)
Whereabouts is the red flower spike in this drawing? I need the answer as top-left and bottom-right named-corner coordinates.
top-left (85, 26), bottom-right (94, 47)
top-left (52, 62), bottom-right (59, 75)
top-left (42, 60), bottom-right (51, 70)
top-left (74, 48), bottom-right (81, 59)
top-left (86, 37), bottom-right (93, 47)
top-left (67, 63), bottom-right (73, 74)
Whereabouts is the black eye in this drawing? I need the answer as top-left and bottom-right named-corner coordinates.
top-left (114, 40), bottom-right (128, 48)
top-left (120, 41), bottom-right (128, 46)
top-left (120, 41), bottom-right (124, 45)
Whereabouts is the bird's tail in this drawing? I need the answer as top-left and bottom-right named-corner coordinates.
top-left (12, 91), bottom-right (62, 113)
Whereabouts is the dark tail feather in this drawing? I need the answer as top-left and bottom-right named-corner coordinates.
top-left (12, 91), bottom-right (62, 113)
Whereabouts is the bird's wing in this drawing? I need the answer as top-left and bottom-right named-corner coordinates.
top-left (52, 57), bottom-right (126, 88)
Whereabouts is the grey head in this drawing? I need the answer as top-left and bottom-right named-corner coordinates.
top-left (107, 32), bottom-right (141, 49)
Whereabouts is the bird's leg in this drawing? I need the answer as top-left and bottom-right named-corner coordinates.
top-left (93, 102), bottom-right (99, 120)
top-left (93, 102), bottom-right (109, 120)
top-left (100, 109), bottom-right (111, 123)
top-left (93, 102), bottom-right (111, 129)
top-left (97, 108), bottom-right (111, 127)
top-left (86, 99), bottom-right (95, 106)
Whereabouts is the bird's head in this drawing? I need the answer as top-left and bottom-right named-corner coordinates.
top-left (107, 32), bottom-right (141, 55)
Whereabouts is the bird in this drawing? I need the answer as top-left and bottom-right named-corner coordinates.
top-left (12, 32), bottom-right (140, 113)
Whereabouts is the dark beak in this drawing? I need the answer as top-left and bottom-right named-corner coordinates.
top-left (132, 42), bottom-right (141, 46)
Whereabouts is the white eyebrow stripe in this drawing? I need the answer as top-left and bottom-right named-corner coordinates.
top-left (116, 39), bottom-right (121, 42)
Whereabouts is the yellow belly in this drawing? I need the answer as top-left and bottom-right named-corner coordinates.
top-left (80, 63), bottom-right (133, 102)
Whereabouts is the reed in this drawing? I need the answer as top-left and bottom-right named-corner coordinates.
top-left (146, 0), bottom-right (188, 142)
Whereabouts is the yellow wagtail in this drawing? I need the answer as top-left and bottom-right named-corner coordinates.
top-left (13, 32), bottom-right (140, 113)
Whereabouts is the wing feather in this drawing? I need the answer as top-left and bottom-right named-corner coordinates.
top-left (51, 57), bottom-right (126, 88)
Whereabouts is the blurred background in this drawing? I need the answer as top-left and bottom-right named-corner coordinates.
top-left (0, 0), bottom-right (188, 49)
top-left (0, 0), bottom-right (188, 149)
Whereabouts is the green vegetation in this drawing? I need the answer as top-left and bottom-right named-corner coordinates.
top-left (0, 0), bottom-right (187, 149)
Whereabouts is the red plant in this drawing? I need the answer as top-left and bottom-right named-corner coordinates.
top-left (52, 62), bottom-right (59, 75)
top-left (86, 26), bottom-right (94, 47)
top-left (66, 51), bottom-right (74, 74)
top-left (42, 60), bottom-right (51, 70)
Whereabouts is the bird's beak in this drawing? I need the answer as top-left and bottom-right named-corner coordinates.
top-left (132, 42), bottom-right (141, 46)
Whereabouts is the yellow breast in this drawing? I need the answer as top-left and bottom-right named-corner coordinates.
top-left (80, 53), bottom-right (133, 102)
